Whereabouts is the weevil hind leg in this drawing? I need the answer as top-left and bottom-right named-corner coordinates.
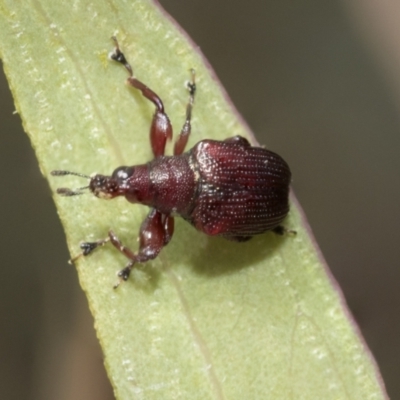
top-left (224, 234), bottom-right (252, 242)
top-left (224, 136), bottom-right (250, 146)
top-left (272, 225), bottom-right (297, 236)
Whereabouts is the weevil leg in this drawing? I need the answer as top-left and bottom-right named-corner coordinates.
top-left (110, 37), bottom-right (172, 157)
top-left (272, 226), bottom-right (297, 236)
top-left (225, 235), bottom-right (252, 242)
top-left (224, 136), bottom-right (250, 146)
top-left (69, 237), bottom-right (110, 263)
top-left (174, 69), bottom-right (196, 155)
top-left (112, 209), bottom-right (174, 288)
top-left (70, 210), bottom-right (174, 288)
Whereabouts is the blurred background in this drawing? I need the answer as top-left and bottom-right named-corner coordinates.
top-left (1, 0), bottom-right (399, 398)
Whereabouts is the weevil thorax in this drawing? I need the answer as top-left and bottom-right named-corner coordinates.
top-left (91, 156), bottom-right (197, 215)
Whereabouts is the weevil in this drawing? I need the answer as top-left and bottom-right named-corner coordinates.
top-left (52, 37), bottom-right (292, 288)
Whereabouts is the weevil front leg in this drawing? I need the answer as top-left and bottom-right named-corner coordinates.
top-left (109, 37), bottom-right (172, 157)
top-left (112, 209), bottom-right (174, 288)
top-left (73, 209), bottom-right (174, 288)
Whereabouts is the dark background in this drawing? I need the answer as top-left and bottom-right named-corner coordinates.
top-left (1, 0), bottom-right (398, 398)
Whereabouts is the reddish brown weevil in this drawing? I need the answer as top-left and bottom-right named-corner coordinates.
top-left (52, 38), bottom-right (292, 288)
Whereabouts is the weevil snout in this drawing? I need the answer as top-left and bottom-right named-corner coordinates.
top-left (90, 166), bottom-right (135, 198)
top-left (89, 174), bottom-right (117, 199)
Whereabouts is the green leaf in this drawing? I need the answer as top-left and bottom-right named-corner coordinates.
top-left (0, 0), bottom-right (387, 399)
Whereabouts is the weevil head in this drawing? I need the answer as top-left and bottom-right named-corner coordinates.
top-left (89, 166), bottom-right (134, 199)
top-left (51, 166), bottom-right (135, 199)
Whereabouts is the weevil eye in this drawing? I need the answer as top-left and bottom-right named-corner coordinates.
top-left (111, 166), bottom-right (134, 181)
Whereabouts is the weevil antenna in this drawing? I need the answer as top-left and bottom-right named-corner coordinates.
top-left (56, 185), bottom-right (90, 196)
top-left (51, 170), bottom-right (91, 179)
top-left (51, 170), bottom-right (91, 196)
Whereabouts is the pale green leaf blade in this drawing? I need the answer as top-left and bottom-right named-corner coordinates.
top-left (0, 0), bottom-right (387, 399)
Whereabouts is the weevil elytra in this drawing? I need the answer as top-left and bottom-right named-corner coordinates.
top-left (52, 37), bottom-right (292, 288)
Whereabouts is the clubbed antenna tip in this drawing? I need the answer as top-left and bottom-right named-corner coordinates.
top-left (56, 187), bottom-right (89, 196)
top-left (51, 170), bottom-right (91, 196)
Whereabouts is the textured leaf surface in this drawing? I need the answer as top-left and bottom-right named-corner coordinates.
top-left (0, 0), bottom-right (387, 399)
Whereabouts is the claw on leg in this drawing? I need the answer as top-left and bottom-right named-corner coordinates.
top-left (109, 36), bottom-right (133, 75)
top-left (113, 262), bottom-right (135, 289)
top-left (69, 237), bottom-right (110, 264)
